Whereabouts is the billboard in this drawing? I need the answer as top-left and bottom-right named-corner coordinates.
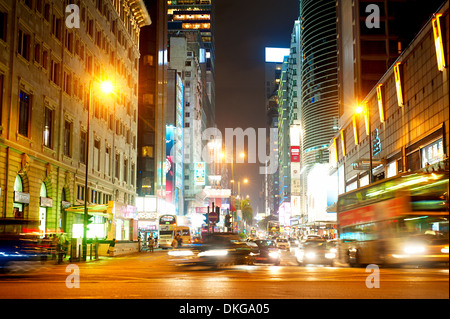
top-left (194, 162), bottom-right (206, 185)
top-left (265, 47), bottom-right (290, 63)
top-left (290, 146), bottom-right (300, 162)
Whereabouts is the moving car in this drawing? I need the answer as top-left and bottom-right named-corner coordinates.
top-left (251, 239), bottom-right (281, 265)
top-left (168, 233), bottom-right (256, 268)
top-left (0, 219), bottom-right (48, 273)
top-left (295, 239), bottom-right (336, 266)
top-left (276, 238), bottom-right (290, 250)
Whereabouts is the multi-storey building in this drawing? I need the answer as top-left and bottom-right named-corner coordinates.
top-left (137, 0), bottom-right (167, 203)
top-left (297, 0), bottom-right (339, 232)
top-left (331, 1), bottom-right (449, 195)
top-left (336, 0), bottom-right (446, 127)
top-left (0, 0), bottom-right (150, 243)
top-left (168, 30), bottom-right (210, 214)
top-left (263, 47), bottom-right (288, 217)
top-left (277, 56), bottom-right (291, 227)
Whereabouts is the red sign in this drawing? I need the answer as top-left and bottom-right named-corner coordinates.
top-left (208, 211), bottom-right (219, 222)
top-left (290, 146), bottom-right (300, 162)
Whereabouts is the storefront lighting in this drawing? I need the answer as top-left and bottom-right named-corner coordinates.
top-left (333, 137), bottom-right (338, 162)
top-left (393, 62), bottom-right (404, 107)
top-left (340, 129), bottom-right (346, 156)
top-left (352, 114), bottom-right (359, 145)
top-left (376, 84), bottom-right (385, 123)
top-left (432, 13), bottom-right (446, 72)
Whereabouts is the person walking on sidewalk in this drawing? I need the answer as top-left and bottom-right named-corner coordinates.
top-left (149, 237), bottom-right (155, 253)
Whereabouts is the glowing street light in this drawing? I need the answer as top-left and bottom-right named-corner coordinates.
top-left (83, 78), bottom-right (114, 261)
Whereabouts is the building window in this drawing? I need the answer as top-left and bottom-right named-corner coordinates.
top-left (18, 29), bottom-right (31, 60)
top-left (63, 120), bottom-right (72, 157)
top-left (51, 14), bottom-right (62, 41)
top-left (105, 147), bottom-right (111, 176)
top-left (1, 11), bottom-right (8, 42)
top-left (43, 107), bottom-right (53, 148)
top-left (115, 153), bottom-right (120, 180)
top-left (18, 90), bottom-right (31, 137)
top-left (51, 59), bottom-right (61, 86)
top-left (80, 130), bottom-right (87, 164)
top-left (77, 185), bottom-right (85, 201)
top-left (63, 70), bottom-right (72, 95)
top-left (94, 139), bottom-right (100, 171)
top-left (124, 158), bottom-right (128, 184)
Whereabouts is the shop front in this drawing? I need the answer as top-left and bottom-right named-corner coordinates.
top-left (65, 201), bottom-right (138, 256)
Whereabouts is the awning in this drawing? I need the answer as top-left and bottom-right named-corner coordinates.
top-left (64, 204), bottom-right (109, 216)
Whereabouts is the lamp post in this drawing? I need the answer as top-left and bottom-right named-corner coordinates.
top-left (356, 103), bottom-right (373, 184)
top-left (83, 79), bottom-right (113, 261)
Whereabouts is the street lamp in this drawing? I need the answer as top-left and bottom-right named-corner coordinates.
top-left (83, 79), bottom-right (114, 261)
top-left (355, 102), bottom-right (373, 184)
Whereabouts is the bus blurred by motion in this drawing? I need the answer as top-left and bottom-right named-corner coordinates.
top-left (158, 215), bottom-right (191, 249)
top-left (267, 220), bottom-right (281, 239)
top-left (337, 171), bottom-right (449, 267)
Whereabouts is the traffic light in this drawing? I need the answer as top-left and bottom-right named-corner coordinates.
top-left (215, 206), bottom-right (220, 222)
top-left (224, 214), bottom-right (231, 229)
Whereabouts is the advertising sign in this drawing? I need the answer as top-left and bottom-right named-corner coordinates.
top-left (194, 162), bottom-right (206, 185)
top-left (290, 146), bottom-right (300, 162)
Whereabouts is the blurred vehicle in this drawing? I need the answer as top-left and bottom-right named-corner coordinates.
top-left (0, 219), bottom-right (48, 273)
top-left (251, 239), bottom-right (281, 265)
top-left (288, 237), bottom-right (299, 248)
top-left (158, 215), bottom-right (191, 248)
top-left (276, 238), bottom-right (290, 250)
top-left (267, 220), bottom-right (281, 238)
top-left (338, 171), bottom-right (449, 267)
top-left (295, 239), bottom-right (336, 266)
top-left (168, 233), bottom-right (256, 268)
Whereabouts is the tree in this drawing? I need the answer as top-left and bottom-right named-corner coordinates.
top-left (240, 198), bottom-right (253, 228)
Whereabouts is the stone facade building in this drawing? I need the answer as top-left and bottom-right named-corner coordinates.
top-left (0, 0), bottom-right (150, 240)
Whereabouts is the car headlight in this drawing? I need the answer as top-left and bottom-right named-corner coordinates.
top-left (305, 252), bottom-right (316, 259)
top-left (403, 244), bottom-right (426, 255)
top-left (325, 252), bottom-right (336, 259)
top-left (441, 247), bottom-right (449, 254)
top-left (268, 251), bottom-right (280, 258)
top-left (198, 249), bottom-right (228, 257)
top-left (329, 248), bottom-right (337, 253)
top-left (168, 250), bottom-right (194, 257)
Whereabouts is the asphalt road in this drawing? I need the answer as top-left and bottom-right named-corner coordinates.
top-left (0, 250), bottom-right (448, 300)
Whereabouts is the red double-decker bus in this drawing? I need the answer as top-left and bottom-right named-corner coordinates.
top-left (337, 171), bottom-right (449, 267)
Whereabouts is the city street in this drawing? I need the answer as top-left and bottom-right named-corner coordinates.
top-left (0, 250), bottom-right (448, 300)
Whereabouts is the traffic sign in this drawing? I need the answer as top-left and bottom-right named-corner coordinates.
top-left (208, 211), bottom-right (219, 222)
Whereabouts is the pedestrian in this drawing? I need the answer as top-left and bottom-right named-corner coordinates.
top-left (51, 234), bottom-right (60, 260)
top-left (171, 237), bottom-right (178, 249)
top-left (177, 234), bottom-right (182, 247)
top-left (149, 237), bottom-right (155, 253)
top-left (107, 238), bottom-right (116, 256)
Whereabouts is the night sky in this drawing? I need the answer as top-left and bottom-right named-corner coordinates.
top-left (214, 0), bottom-right (300, 214)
